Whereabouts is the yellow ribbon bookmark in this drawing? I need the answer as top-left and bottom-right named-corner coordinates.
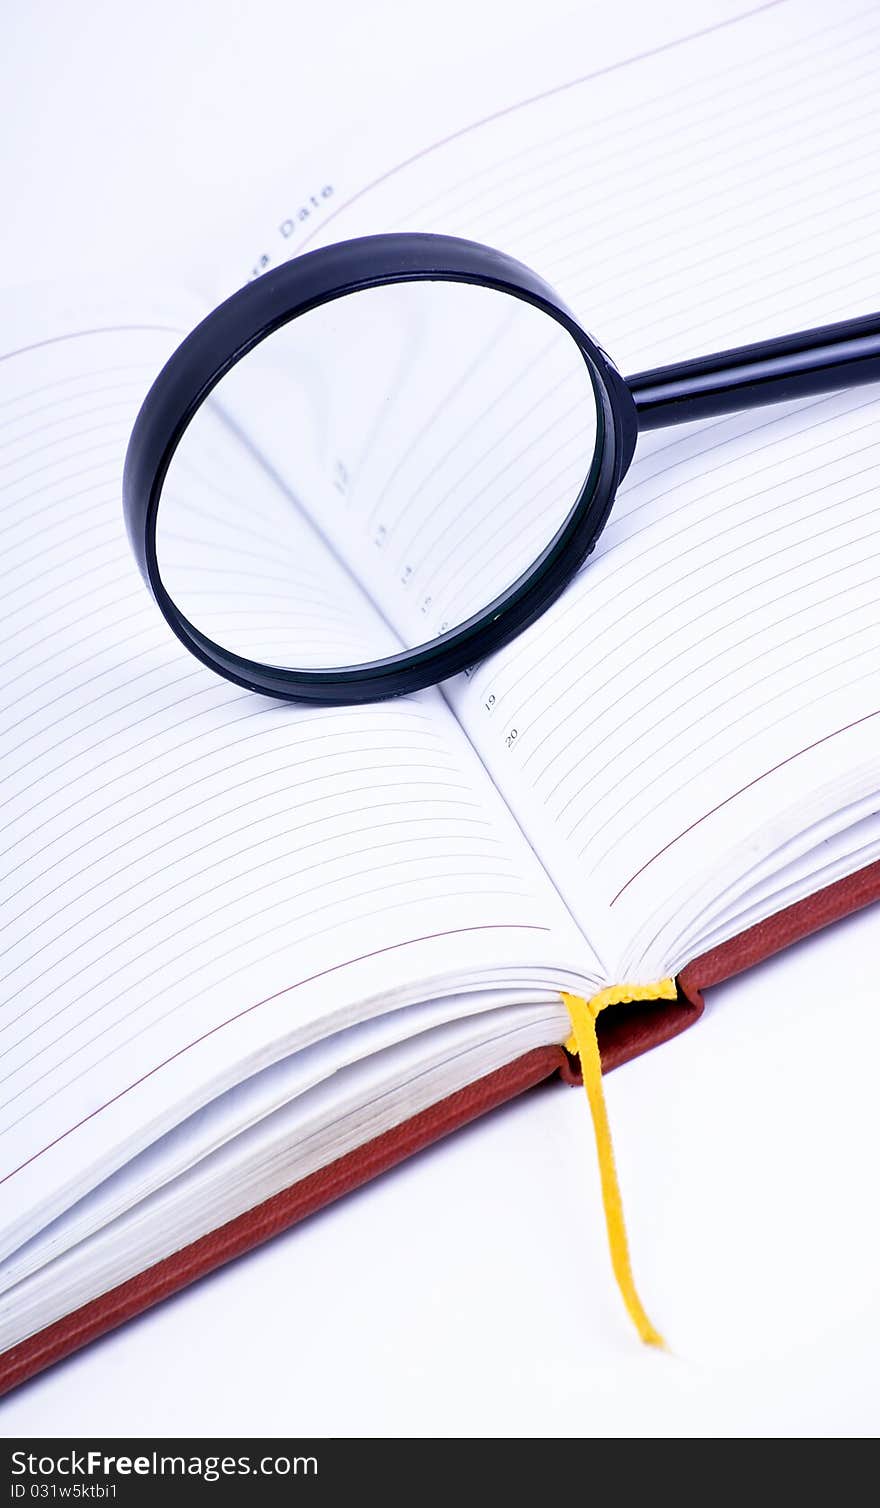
top-left (562, 981), bottom-right (677, 1349)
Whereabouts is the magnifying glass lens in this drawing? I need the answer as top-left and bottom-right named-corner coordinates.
top-left (155, 278), bottom-right (601, 679)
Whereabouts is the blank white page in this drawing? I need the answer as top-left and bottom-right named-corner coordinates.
top-left (285, 0), bottom-right (880, 977)
top-left (0, 295), bottom-right (599, 1264)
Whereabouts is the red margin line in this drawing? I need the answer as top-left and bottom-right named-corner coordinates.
top-left (0, 923), bottom-right (549, 1187)
top-left (610, 707), bottom-right (880, 906)
top-left (299, 1), bottom-right (787, 252)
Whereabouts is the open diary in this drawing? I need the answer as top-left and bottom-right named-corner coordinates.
top-left (1, 0), bottom-right (878, 1389)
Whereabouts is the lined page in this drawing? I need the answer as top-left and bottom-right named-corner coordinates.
top-left (1, 996), bottom-right (569, 1356)
top-left (282, 0), bottom-right (880, 977)
top-left (0, 985), bottom-right (565, 1301)
top-left (186, 281), bottom-right (600, 659)
top-left (455, 392), bottom-right (880, 977)
top-left (0, 297), bottom-right (600, 1262)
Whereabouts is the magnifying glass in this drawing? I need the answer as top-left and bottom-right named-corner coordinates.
top-left (124, 233), bottom-right (880, 704)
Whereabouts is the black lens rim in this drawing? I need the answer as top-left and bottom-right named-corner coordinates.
top-left (123, 233), bottom-right (635, 704)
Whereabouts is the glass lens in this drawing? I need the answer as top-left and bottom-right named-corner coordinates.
top-left (155, 278), bottom-right (601, 673)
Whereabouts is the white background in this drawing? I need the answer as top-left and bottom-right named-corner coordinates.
top-left (2, 0), bottom-right (879, 1438)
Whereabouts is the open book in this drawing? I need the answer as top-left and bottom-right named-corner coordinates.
top-left (2, 0), bottom-right (879, 1390)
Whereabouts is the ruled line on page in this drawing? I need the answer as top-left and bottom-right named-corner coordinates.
top-left (0, 380), bottom-right (152, 433)
top-left (297, 0), bottom-right (790, 252)
top-left (0, 464), bottom-right (121, 539)
top-left (0, 878), bottom-right (540, 1129)
top-left (0, 394), bottom-right (147, 451)
top-left (287, 0), bottom-right (880, 958)
top-left (0, 707), bottom-right (392, 880)
top-left (470, 394), bottom-right (880, 902)
top-left (1, 797), bottom-right (497, 1041)
top-left (610, 709), bottom-right (880, 906)
top-left (274, 0), bottom-right (880, 689)
top-left (562, 537), bottom-right (880, 825)
top-left (1, 817), bottom-right (530, 1115)
top-left (531, 170), bottom-right (880, 322)
top-left (487, 74), bottom-right (879, 279)
top-left (589, 653), bottom-right (879, 866)
top-left (0, 924), bottom-right (553, 1188)
top-left (314, 1), bottom-right (879, 378)
top-left (0, 366), bottom-right (156, 417)
top-left (378, 5), bottom-right (867, 241)
top-left (497, 393), bottom-right (880, 729)
top-left (453, 108), bottom-right (880, 317)
top-left (0, 327), bottom-right (183, 368)
top-left (4, 1), bottom-right (874, 1229)
top-left (0, 317), bottom-right (593, 1248)
top-left (545, 483), bottom-right (880, 825)
top-left (604, 391), bottom-right (874, 534)
top-left (480, 398), bottom-right (880, 723)
top-left (327, 4), bottom-right (874, 275)
top-left (524, 450), bottom-right (880, 787)
top-left (0, 801), bottom-right (496, 975)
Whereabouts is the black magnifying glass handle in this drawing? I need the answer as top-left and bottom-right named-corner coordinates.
top-left (627, 309), bottom-right (880, 430)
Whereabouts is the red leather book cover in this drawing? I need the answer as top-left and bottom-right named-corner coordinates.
top-left (2, 858), bottom-right (878, 1398)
